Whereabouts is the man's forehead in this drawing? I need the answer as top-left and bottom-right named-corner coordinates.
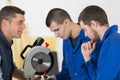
top-left (79, 20), bottom-right (83, 24)
top-left (51, 20), bottom-right (57, 25)
top-left (50, 21), bottom-right (58, 31)
top-left (13, 14), bottom-right (25, 20)
top-left (79, 21), bottom-right (87, 30)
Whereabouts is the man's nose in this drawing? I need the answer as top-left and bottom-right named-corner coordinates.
top-left (55, 32), bottom-right (59, 37)
top-left (21, 23), bottom-right (26, 29)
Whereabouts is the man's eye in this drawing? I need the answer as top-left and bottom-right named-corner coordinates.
top-left (18, 21), bottom-right (24, 25)
top-left (54, 29), bottom-right (59, 31)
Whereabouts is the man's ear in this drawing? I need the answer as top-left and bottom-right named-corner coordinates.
top-left (90, 20), bottom-right (97, 29)
top-left (1, 19), bottom-right (9, 27)
top-left (63, 18), bottom-right (70, 26)
top-left (1, 19), bottom-right (9, 30)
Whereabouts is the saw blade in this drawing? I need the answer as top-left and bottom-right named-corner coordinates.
top-left (31, 52), bottom-right (51, 73)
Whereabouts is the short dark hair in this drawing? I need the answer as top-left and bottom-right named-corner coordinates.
top-left (78, 5), bottom-right (109, 26)
top-left (46, 8), bottom-right (72, 27)
top-left (0, 6), bottom-right (25, 26)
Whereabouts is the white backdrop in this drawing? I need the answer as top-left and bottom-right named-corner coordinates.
top-left (0, 0), bottom-right (120, 70)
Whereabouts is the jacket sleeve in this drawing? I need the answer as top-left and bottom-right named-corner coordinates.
top-left (55, 55), bottom-right (71, 80)
top-left (83, 40), bottom-right (101, 80)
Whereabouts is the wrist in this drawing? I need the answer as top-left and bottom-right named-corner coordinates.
top-left (84, 54), bottom-right (91, 62)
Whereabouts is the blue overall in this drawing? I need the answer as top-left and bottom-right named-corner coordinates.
top-left (86, 25), bottom-right (120, 80)
top-left (55, 30), bottom-right (100, 80)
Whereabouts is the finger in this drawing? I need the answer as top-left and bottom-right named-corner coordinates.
top-left (92, 41), bottom-right (96, 49)
top-left (85, 42), bottom-right (91, 50)
top-left (82, 43), bottom-right (86, 49)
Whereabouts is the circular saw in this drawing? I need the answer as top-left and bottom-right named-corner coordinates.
top-left (20, 37), bottom-right (54, 80)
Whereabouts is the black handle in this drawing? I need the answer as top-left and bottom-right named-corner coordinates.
top-left (20, 37), bottom-right (44, 59)
top-left (32, 37), bottom-right (44, 46)
top-left (20, 45), bottom-right (32, 59)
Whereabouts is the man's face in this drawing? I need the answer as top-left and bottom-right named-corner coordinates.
top-left (8, 13), bottom-right (25, 39)
top-left (49, 20), bottom-right (70, 39)
top-left (80, 20), bottom-right (99, 41)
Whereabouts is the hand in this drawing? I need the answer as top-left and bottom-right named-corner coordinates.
top-left (81, 41), bottom-right (96, 62)
top-left (35, 75), bottom-right (41, 80)
top-left (46, 75), bottom-right (56, 80)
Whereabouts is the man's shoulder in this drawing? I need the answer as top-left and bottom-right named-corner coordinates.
top-left (108, 32), bottom-right (120, 42)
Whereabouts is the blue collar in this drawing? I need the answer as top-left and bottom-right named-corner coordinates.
top-left (102, 25), bottom-right (118, 41)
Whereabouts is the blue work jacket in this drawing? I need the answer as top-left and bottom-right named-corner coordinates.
top-left (56, 30), bottom-right (93, 80)
top-left (86, 25), bottom-right (120, 80)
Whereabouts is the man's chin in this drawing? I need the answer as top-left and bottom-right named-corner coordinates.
top-left (92, 39), bottom-right (99, 42)
top-left (16, 36), bottom-right (21, 38)
top-left (63, 37), bottom-right (68, 40)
